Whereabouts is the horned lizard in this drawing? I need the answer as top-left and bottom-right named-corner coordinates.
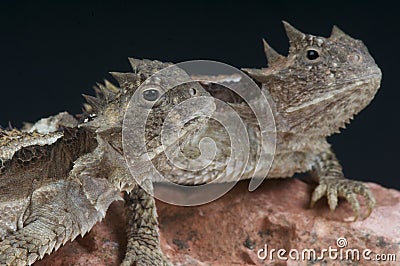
top-left (0, 21), bottom-right (381, 265)
top-left (185, 21), bottom-right (381, 217)
top-left (0, 60), bottom-right (214, 265)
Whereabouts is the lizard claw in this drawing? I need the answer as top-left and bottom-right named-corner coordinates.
top-left (310, 178), bottom-right (376, 221)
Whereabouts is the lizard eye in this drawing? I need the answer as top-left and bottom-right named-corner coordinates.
top-left (189, 88), bottom-right (197, 96)
top-left (306, 49), bottom-right (320, 60)
top-left (136, 85), bottom-right (166, 108)
top-left (143, 88), bottom-right (160, 102)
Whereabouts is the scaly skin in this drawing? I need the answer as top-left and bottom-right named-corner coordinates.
top-left (0, 60), bottom-right (214, 265)
top-left (121, 181), bottom-right (171, 266)
top-left (176, 22), bottom-right (381, 221)
top-left (0, 22), bottom-right (382, 265)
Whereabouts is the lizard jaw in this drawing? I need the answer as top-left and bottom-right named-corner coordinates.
top-left (285, 72), bottom-right (382, 114)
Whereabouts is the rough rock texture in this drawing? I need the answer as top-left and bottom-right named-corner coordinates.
top-left (36, 179), bottom-right (399, 266)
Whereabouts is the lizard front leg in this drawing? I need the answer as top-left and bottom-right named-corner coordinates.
top-left (310, 148), bottom-right (376, 221)
top-left (121, 180), bottom-right (171, 266)
top-left (0, 178), bottom-right (117, 266)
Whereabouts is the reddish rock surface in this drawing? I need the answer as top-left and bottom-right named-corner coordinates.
top-left (36, 179), bottom-right (400, 265)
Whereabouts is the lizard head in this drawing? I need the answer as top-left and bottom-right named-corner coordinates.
top-left (244, 21), bottom-right (382, 136)
top-left (80, 59), bottom-right (214, 161)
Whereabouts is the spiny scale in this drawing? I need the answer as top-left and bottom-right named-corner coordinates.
top-left (109, 72), bottom-right (138, 90)
top-left (93, 82), bottom-right (116, 102)
top-left (262, 38), bottom-right (284, 66)
top-left (82, 94), bottom-right (104, 113)
top-left (329, 25), bottom-right (353, 41)
top-left (81, 58), bottom-right (156, 116)
top-left (282, 20), bottom-right (306, 43)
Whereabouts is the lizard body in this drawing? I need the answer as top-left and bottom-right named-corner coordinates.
top-left (0, 22), bottom-right (382, 265)
top-left (160, 23), bottom-right (380, 219)
top-left (0, 60), bottom-right (213, 265)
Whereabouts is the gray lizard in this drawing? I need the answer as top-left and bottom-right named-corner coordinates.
top-left (0, 21), bottom-right (381, 265)
top-left (0, 60), bottom-right (214, 265)
top-left (179, 21), bottom-right (381, 219)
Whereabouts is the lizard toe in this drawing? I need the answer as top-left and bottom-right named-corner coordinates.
top-left (339, 187), bottom-right (360, 221)
top-left (326, 183), bottom-right (339, 211)
top-left (311, 178), bottom-right (375, 220)
top-left (310, 183), bottom-right (327, 208)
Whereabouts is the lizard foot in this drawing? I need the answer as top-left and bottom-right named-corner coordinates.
top-left (310, 178), bottom-right (376, 221)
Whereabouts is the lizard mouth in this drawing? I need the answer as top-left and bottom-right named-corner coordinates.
top-left (286, 71), bottom-right (381, 113)
top-left (339, 71), bottom-right (382, 86)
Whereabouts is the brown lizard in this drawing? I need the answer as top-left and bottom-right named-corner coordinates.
top-left (0, 60), bottom-right (214, 265)
top-left (154, 21), bottom-right (380, 220)
top-left (183, 21), bottom-right (381, 218)
top-left (0, 21), bottom-right (381, 265)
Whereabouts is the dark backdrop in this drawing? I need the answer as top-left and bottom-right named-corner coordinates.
top-left (1, 0), bottom-right (399, 189)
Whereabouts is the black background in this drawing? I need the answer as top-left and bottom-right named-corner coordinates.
top-left (0, 1), bottom-right (399, 189)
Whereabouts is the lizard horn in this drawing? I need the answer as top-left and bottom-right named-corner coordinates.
top-left (262, 38), bottom-right (284, 66)
top-left (128, 57), bottom-right (142, 73)
top-left (330, 25), bottom-right (352, 40)
top-left (82, 94), bottom-right (104, 113)
top-left (104, 79), bottom-right (120, 93)
top-left (282, 21), bottom-right (305, 44)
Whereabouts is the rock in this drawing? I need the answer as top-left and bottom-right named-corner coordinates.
top-left (36, 179), bottom-right (400, 265)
